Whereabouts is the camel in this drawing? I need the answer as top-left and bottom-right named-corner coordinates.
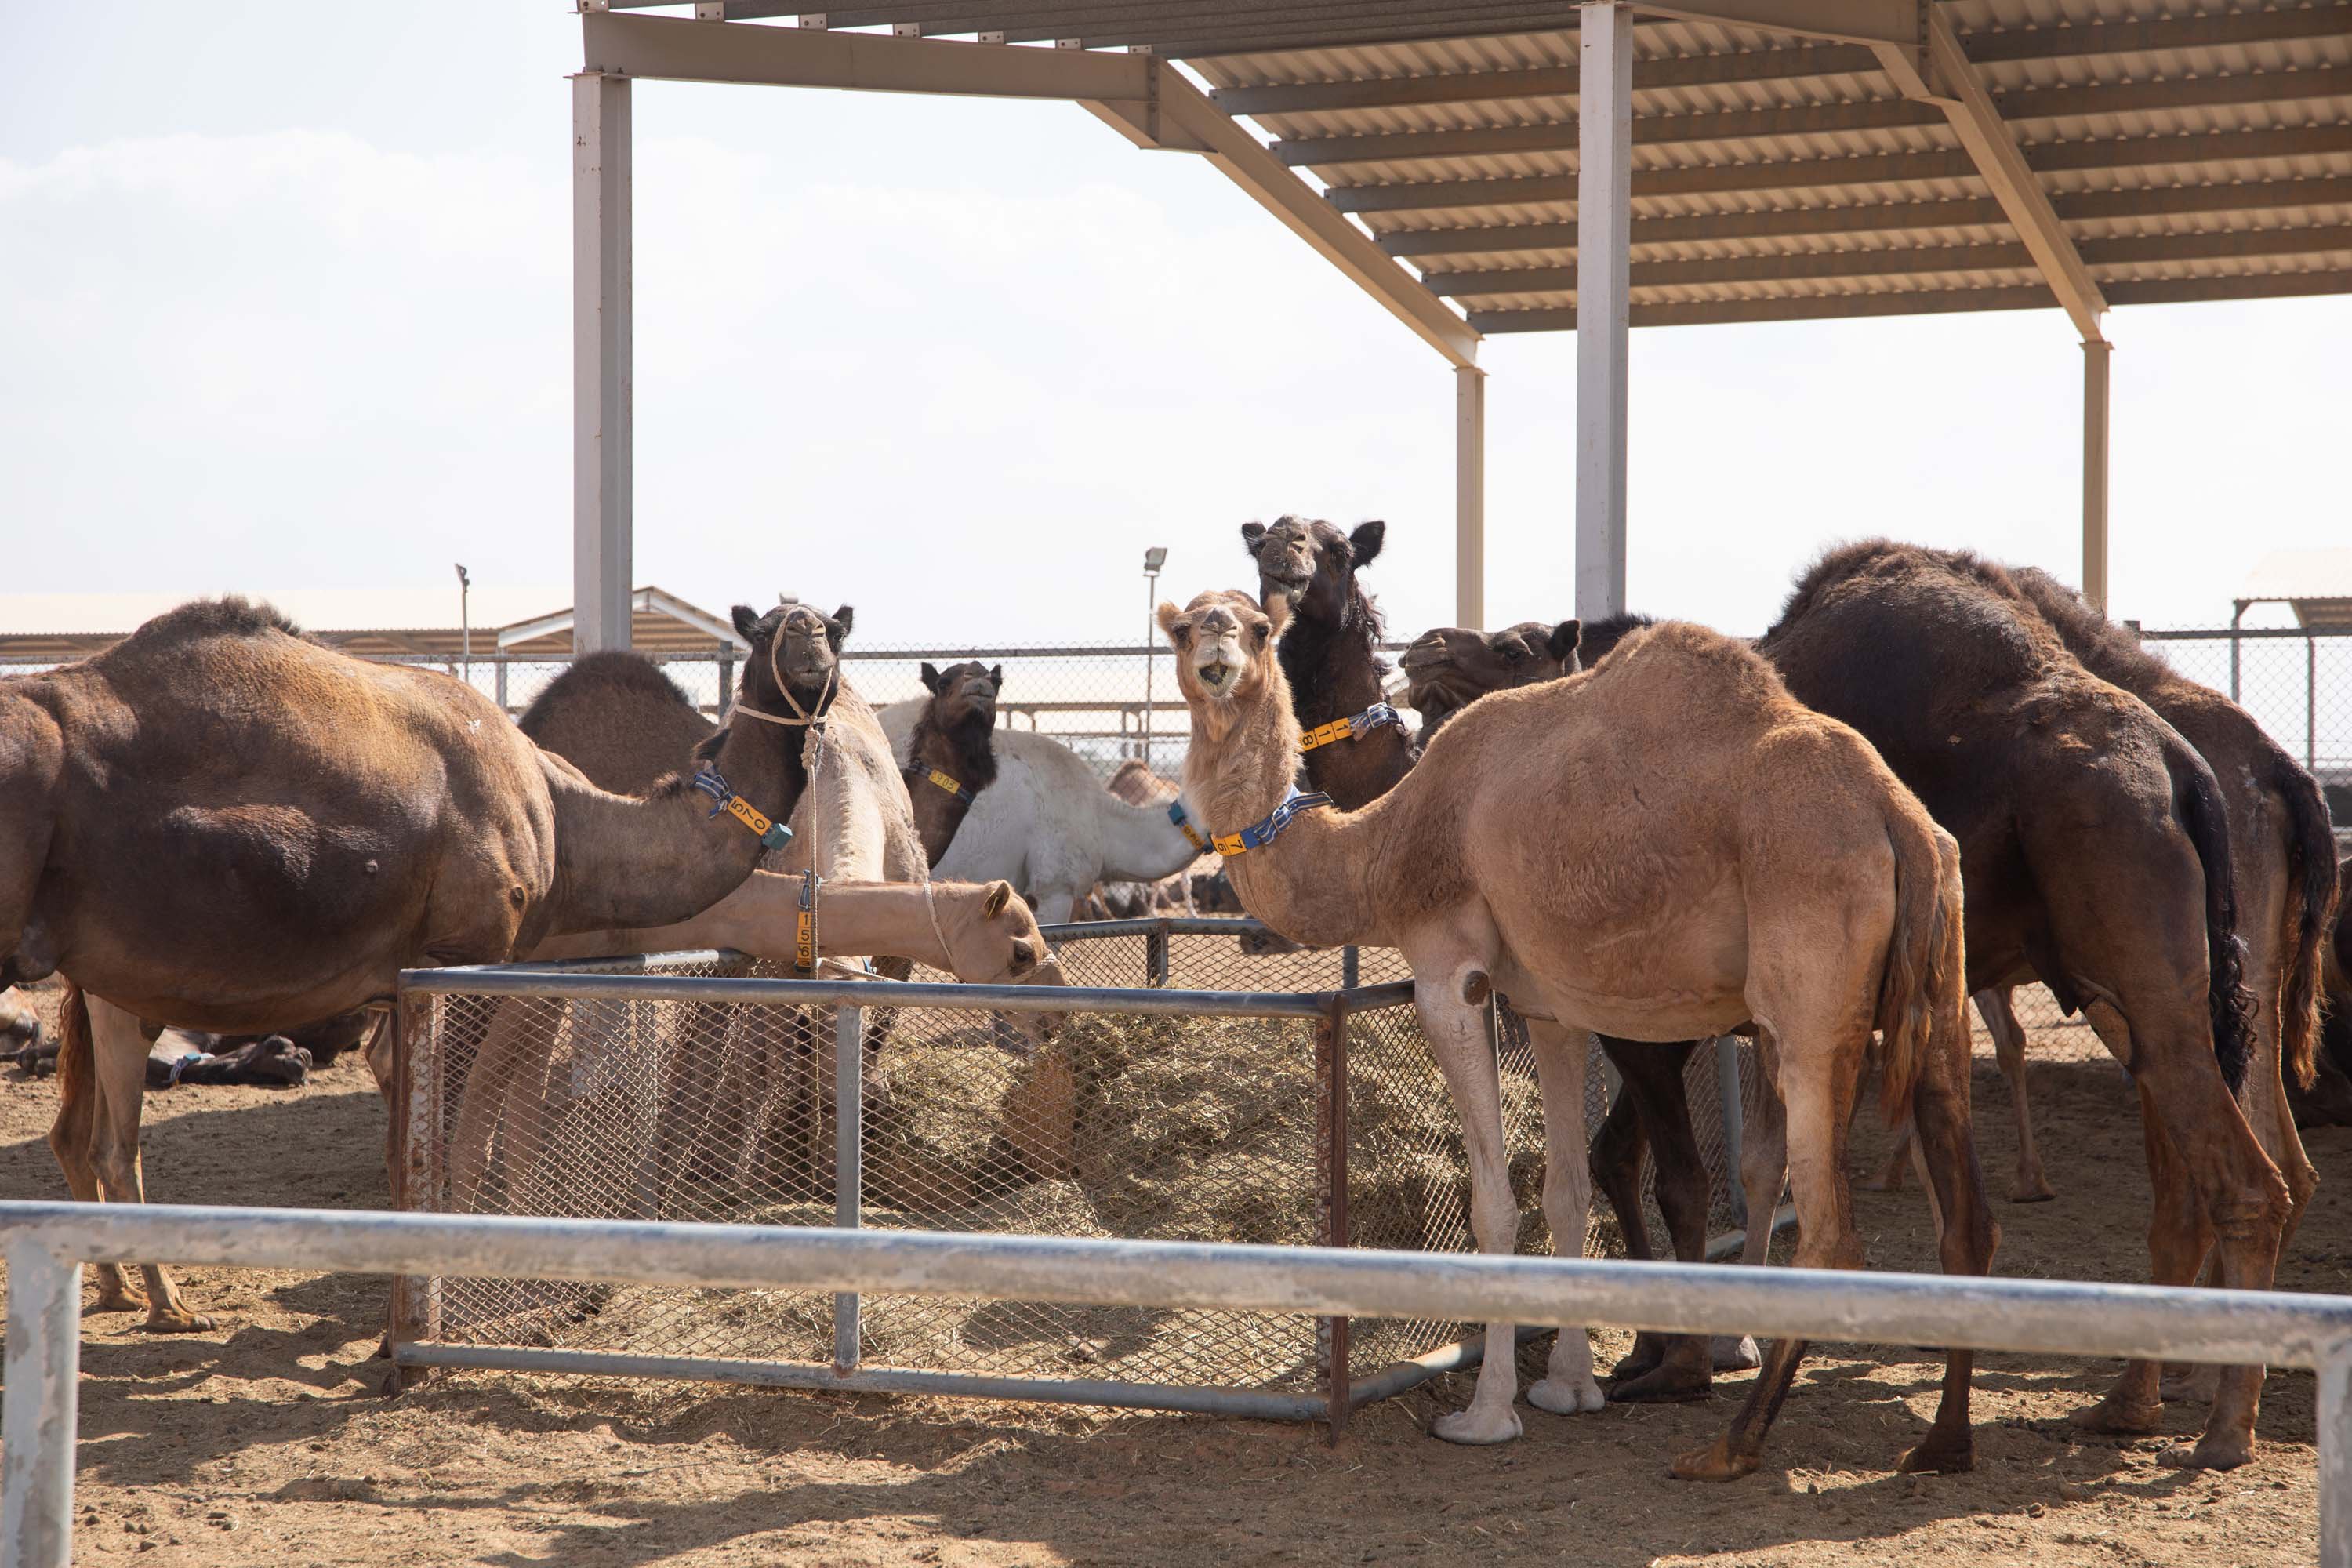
top-left (1734, 541), bottom-right (2288, 1471)
top-left (516, 652), bottom-right (717, 795)
top-left (2308, 855), bottom-right (2352, 1125)
top-left (1241, 517), bottom-right (1414, 810)
top-left (1160, 587), bottom-right (1991, 1479)
top-left (877, 709), bottom-right (1201, 924)
top-left (901, 662), bottom-right (1002, 866)
top-left (1398, 619), bottom-right (1581, 743)
top-left (19, 595), bottom-right (845, 1330)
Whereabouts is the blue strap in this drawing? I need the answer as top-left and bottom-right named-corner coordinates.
top-left (1348, 702), bottom-right (1404, 739)
top-left (691, 766), bottom-right (795, 852)
top-left (1212, 788), bottom-right (1333, 858)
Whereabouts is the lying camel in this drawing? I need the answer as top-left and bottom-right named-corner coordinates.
top-left (23, 597), bottom-right (843, 1330)
top-left (1161, 588), bottom-right (1989, 1479)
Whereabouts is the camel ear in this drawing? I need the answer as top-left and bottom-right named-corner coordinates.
top-left (731, 604), bottom-right (763, 643)
top-left (920, 662), bottom-right (943, 693)
top-left (1240, 521), bottom-right (1266, 554)
top-left (1156, 601), bottom-right (1190, 646)
top-left (989, 664), bottom-right (1004, 689)
top-left (1348, 520), bottom-right (1385, 568)
top-left (828, 604), bottom-right (855, 647)
top-left (983, 880), bottom-right (1012, 918)
top-left (1548, 619), bottom-right (1582, 666)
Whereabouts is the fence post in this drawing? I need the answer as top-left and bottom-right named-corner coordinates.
top-left (2, 1236), bottom-right (82, 1568)
top-left (1715, 1036), bottom-right (1747, 1227)
top-left (1146, 923), bottom-right (1170, 989)
top-left (833, 1004), bottom-right (864, 1373)
top-left (389, 987), bottom-right (439, 1382)
top-left (495, 659), bottom-right (509, 714)
top-left (2310, 630), bottom-right (2320, 774)
top-left (1342, 945), bottom-right (1360, 989)
top-left (1317, 992), bottom-right (1352, 1445)
top-left (2323, 1341), bottom-right (2352, 1568)
top-left (717, 648), bottom-right (735, 720)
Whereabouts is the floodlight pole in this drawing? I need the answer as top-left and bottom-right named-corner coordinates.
top-left (1142, 548), bottom-right (1167, 767)
top-left (455, 563), bottom-right (472, 684)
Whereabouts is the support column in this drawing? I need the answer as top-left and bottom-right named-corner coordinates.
top-left (1574, 2), bottom-right (1632, 622)
top-left (573, 70), bottom-right (633, 653)
top-left (1455, 364), bottom-right (1486, 628)
top-left (2, 1238), bottom-right (82, 1568)
top-left (2082, 337), bottom-right (2111, 613)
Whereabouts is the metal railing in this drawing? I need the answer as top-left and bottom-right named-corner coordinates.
top-left (7, 1201), bottom-right (2350, 1568)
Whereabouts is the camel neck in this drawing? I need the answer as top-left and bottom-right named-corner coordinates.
top-left (903, 707), bottom-right (996, 867)
top-left (528, 873), bottom-right (953, 969)
top-left (1180, 681), bottom-right (1385, 952)
top-left (1279, 605), bottom-right (1414, 810)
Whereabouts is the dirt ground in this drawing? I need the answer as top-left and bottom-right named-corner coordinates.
top-left (2, 1014), bottom-right (2347, 1567)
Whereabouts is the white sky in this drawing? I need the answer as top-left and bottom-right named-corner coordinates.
top-left (5, 2), bottom-right (2347, 647)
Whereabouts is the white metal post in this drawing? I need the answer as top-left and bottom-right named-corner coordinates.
top-left (833, 1004), bottom-right (864, 1370)
top-left (573, 69), bottom-right (634, 654)
top-left (1574, 2), bottom-right (1633, 622)
top-left (1455, 364), bottom-right (1486, 628)
top-left (2082, 337), bottom-right (2111, 612)
top-left (2323, 1342), bottom-right (2352, 1568)
top-left (2, 1238), bottom-right (82, 1568)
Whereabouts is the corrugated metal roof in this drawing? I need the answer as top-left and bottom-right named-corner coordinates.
top-left (805, 0), bottom-right (2352, 330)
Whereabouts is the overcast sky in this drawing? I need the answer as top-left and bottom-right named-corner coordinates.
top-left (5, 2), bottom-right (2347, 648)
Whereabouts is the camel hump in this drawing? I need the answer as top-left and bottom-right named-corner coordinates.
top-left (519, 651), bottom-right (695, 732)
top-left (111, 596), bottom-right (303, 652)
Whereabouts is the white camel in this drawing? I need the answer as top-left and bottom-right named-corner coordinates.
top-left (880, 703), bottom-right (1203, 924)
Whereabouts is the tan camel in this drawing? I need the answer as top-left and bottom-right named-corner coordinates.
top-left (21, 597), bottom-right (844, 1330)
top-left (1160, 589), bottom-right (1992, 1479)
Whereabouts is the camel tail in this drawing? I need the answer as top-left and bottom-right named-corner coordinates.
top-left (1874, 808), bottom-right (1963, 1127)
top-left (2275, 756), bottom-right (2339, 1091)
top-left (2170, 746), bottom-right (2258, 1094)
top-left (54, 981), bottom-right (93, 1134)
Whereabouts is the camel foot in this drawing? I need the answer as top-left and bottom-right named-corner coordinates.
top-left (1611, 1334), bottom-right (1664, 1382)
top-left (1527, 1375), bottom-right (1606, 1415)
top-left (2160, 1364), bottom-right (2219, 1404)
top-left (135, 1309), bottom-right (217, 1334)
top-left (2160, 1432), bottom-right (2255, 1472)
top-left (2069, 1391), bottom-right (2161, 1436)
top-left (1608, 1359), bottom-right (1713, 1404)
top-left (90, 1285), bottom-right (149, 1315)
top-left (1430, 1405), bottom-right (1522, 1446)
top-left (1668, 1437), bottom-right (1759, 1483)
top-left (1897, 1431), bottom-right (1975, 1475)
top-left (2008, 1171), bottom-right (2058, 1204)
top-left (1711, 1334), bottom-right (1761, 1372)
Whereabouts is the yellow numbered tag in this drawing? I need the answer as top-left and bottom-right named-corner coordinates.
top-left (928, 768), bottom-right (962, 795)
top-left (1212, 832), bottom-right (1247, 858)
top-left (794, 909), bottom-right (815, 971)
top-left (724, 796), bottom-right (773, 836)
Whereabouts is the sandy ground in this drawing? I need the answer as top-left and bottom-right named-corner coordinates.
top-left (2, 1013), bottom-right (2347, 1567)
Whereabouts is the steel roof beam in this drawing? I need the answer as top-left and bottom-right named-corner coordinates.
top-left (1465, 267), bottom-right (2352, 329)
top-left (1326, 125), bottom-right (2352, 212)
top-left (1875, 7), bottom-right (2107, 339)
top-left (1374, 173), bottom-right (2352, 255)
top-left (1420, 223), bottom-right (2352, 293)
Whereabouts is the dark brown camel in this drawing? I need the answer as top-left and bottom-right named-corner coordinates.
top-left (902, 661), bottom-right (1001, 866)
top-left (16, 596), bottom-right (841, 1330)
top-left (1240, 517), bottom-right (1414, 810)
top-left (1398, 619), bottom-right (1581, 743)
top-left (2309, 856), bottom-right (2352, 1125)
top-left (517, 652), bottom-right (717, 796)
top-left (1751, 542), bottom-right (2283, 1471)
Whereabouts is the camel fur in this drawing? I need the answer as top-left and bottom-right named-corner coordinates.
top-left (1160, 587), bottom-right (1990, 1479)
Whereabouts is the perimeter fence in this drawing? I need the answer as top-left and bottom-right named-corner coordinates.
top-left (389, 920), bottom-right (1765, 1426)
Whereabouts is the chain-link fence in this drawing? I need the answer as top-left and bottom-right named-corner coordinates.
top-left (389, 923), bottom-right (1762, 1427)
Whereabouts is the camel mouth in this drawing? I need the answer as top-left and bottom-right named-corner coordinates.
top-left (1261, 571), bottom-right (1312, 597)
top-left (1196, 659), bottom-right (1234, 692)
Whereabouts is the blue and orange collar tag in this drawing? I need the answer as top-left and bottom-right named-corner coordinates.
top-left (691, 767), bottom-right (795, 852)
top-left (1210, 788), bottom-right (1332, 858)
top-left (1299, 702), bottom-right (1405, 753)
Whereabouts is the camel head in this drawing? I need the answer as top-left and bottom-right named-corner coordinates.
top-left (1157, 590), bottom-right (1287, 739)
top-left (731, 601), bottom-right (853, 715)
top-left (1240, 515), bottom-right (1383, 626)
top-left (1399, 619), bottom-right (1581, 711)
top-left (920, 659), bottom-right (1001, 732)
top-left (935, 877), bottom-right (1062, 988)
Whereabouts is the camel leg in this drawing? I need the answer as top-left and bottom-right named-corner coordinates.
top-left (1413, 965), bottom-right (1526, 1446)
top-left (1895, 1011), bottom-right (1998, 1475)
top-left (1671, 1029), bottom-right (1864, 1483)
top-left (1978, 989), bottom-right (2056, 1203)
top-left (1523, 1018), bottom-right (1606, 1417)
top-left (45, 989), bottom-right (145, 1313)
top-left (1029, 891), bottom-right (1076, 927)
top-left (84, 996), bottom-right (214, 1333)
top-left (2069, 1004), bottom-right (2288, 1469)
top-left (1588, 1040), bottom-right (1658, 1380)
top-left (1736, 1043), bottom-right (1789, 1272)
top-left (1597, 1038), bottom-right (1715, 1402)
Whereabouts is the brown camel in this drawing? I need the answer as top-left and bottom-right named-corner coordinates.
top-left (2308, 855), bottom-right (2352, 1125)
top-left (20, 596), bottom-right (844, 1330)
top-left (1743, 541), bottom-right (2286, 1471)
top-left (1398, 619), bottom-right (1580, 743)
top-left (1160, 589), bottom-right (1990, 1479)
top-left (1240, 517), bottom-right (1414, 810)
top-left (900, 662), bottom-right (1001, 866)
top-left (516, 652), bottom-right (717, 796)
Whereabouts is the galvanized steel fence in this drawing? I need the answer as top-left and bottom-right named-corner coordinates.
top-left (385, 923), bottom-right (1763, 1428)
